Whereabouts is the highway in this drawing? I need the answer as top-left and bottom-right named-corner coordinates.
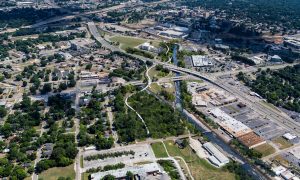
top-left (25, 0), bottom-right (171, 29)
top-left (87, 20), bottom-right (300, 136)
top-left (87, 22), bottom-right (272, 179)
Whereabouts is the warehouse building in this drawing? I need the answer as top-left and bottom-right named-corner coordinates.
top-left (209, 108), bottom-right (252, 138)
top-left (203, 142), bottom-right (229, 167)
top-left (191, 55), bottom-right (214, 67)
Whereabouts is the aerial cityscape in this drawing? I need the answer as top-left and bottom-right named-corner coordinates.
top-left (0, 0), bottom-right (300, 180)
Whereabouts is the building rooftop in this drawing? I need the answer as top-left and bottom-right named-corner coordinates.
top-left (237, 132), bottom-right (266, 149)
top-left (283, 133), bottom-right (297, 140)
top-left (209, 108), bottom-right (252, 137)
top-left (289, 146), bottom-right (300, 159)
top-left (272, 166), bottom-right (287, 176)
top-left (203, 142), bottom-right (229, 167)
top-left (191, 55), bottom-right (213, 67)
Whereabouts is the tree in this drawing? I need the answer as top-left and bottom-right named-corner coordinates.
top-left (182, 139), bottom-right (189, 148)
top-left (0, 106), bottom-right (7, 118)
top-left (102, 174), bottom-right (115, 180)
top-left (126, 171), bottom-right (134, 180)
top-left (85, 63), bottom-right (93, 70)
top-left (22, 80), bottom-right (27, 87)
top-left (59, 83), bottom-right (68, 91)
top-left (11, 166), bottom-right (27, 180)
top-left (40, 83), bottom-right (52, 94)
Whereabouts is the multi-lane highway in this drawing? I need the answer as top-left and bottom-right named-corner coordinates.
top-left (88, 21), bottom-right (300, 137)
top-left (26, 0), bottom-right (171, 29)
top-left (88, 21), bottom-right (270, 180)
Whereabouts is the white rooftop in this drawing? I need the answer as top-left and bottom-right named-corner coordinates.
top-left (289, 146), bottom-right (300, 160)
top-left (191, 55), bottom-right (213, 67)
top-left (209, 108), bottom-right (252, 137)
top-left (203, 142), bottom-right (229, 167)
top-left (283, 133), bottom-right (297, 140)
top-left (281, 170), bottom-right (295, 180)
top-left (272, 166), bottom-right (287, 176)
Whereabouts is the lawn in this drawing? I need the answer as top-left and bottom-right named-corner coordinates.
top-left (81, 173), bottom-right (90, 180)
top-left (151, 142), bottom-right (168, 158)
top-left (164, 140), bottom-right (236, 180)
top-left (254, 143), bottom-right (276, 157)
top-left (38, 164), bottom-right (75, 180)
top-left (149, 83), bottom-right (175, 94)
top-left (80, 155), bottom-right (84, 168)
top-left (148, 67), bottom-right (173, 79)
top-left (272, 137), bottom-right (293, 150)
top-left (109, 35), bottom-right (147, 50)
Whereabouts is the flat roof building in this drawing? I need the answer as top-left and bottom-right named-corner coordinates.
top-left (191, 55), bottom-right (214, 67)
top-left (209, 108), bottom-right (252, 137)
top-left (289, 146), bottom-right (300, 160)
top-left (203, 142), bottom-right (229, 167)
top-left (159, 30), bottom-right (187, 39)
top-left (283, 133), bottom-right (297, 141)
top-left (237, 132), bottom-right (266, 149)
top-left (272, 166), bottom-right (287, 176)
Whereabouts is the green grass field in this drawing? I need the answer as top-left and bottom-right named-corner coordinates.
top-left (109, 35), bottom-right (147, 50)
top-left (254, 143), bottom-right (276, 157)
top-left (39, 164), bottom-right (75, 180)
top-left (151, 142), bottom-right (168, 158)
top-left (149, 83), bottom-right (175, 94)
top-left (81, 173), bottom-right (90, 180)
top-left (80, 156), bottom-right (83, 168)
top-left (164, 140), bottom-right (235, 180)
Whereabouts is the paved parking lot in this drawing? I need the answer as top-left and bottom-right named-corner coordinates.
top-left (221, 102), bottom-right (250, 115)
top-left (231, 106), bottom-right (287, 140)
top-left (281, 152), bottom-right (300, 168)
top-left (82, 144), bottom-right (155, 171)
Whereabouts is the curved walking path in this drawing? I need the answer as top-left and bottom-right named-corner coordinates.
top-left (161, 141), bottom-right (194, 180)
top-left (165, 43), bottom-right (172, 63)
top-left (124, 64), bottom-right (155, 136)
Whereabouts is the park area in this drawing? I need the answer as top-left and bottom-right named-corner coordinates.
top-left (152, 140), bottom-right (236, 180)
top-left (151, 142), bottom-right (168, 158)
top-left (109, 35), bottom-right (147, 50)
top-left (109, 35), bottom-right (161, 51)
top-left (38, 164), bottom-right (75, 180)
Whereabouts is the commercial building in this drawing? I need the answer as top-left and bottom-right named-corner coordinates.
top-left (189, 138), bottom-right (208, 159)
top-left (272, 166), bottom-right (287, 176)
top-left (237, 132), bottom-right (266, 149)
top-left (203, 142), bottom-right (229, 167)
top-left (249, 55), bottom-right (264, 64)
top-left (90, 163), bottom-right (161, 180)
top-left (191, 55), bottom-right (214, 67)
top-left (192, 96), bottom-right (207, 107)
top-left (139, 42), bottom-right (158, 53)
top-left (284, 36), bottom-right (300, 49)
top-left (159, 30), bottom-right (187, 39)
top-left (289, 146), bottom-right (300, 160)
top-left (269, 55), bottom-right (282, 63)
top-left (283, 133), bottom-right (297, 141)
top-left (209, 108), bottom-right (252, 138)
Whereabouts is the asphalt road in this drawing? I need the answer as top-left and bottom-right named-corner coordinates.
top-left (88, 21), bottom-right (271, 180)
